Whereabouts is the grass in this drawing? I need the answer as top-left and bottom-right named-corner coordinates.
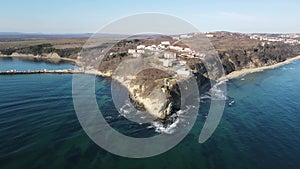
top-left (0, 39), bottom-right (87, 50)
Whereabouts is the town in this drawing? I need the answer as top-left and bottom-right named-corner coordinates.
top-left (249, 33), bottom-right (300, 44)
top-left (124, 37), bottom-right (202, 77)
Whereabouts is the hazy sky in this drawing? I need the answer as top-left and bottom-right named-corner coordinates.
top-left (1, 0), bottom-right (299, 34)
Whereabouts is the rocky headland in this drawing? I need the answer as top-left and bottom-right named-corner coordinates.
top-left (1, 32), bottom-right (300, 120)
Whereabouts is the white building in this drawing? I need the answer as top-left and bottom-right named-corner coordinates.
top-left (128, 49), bottom-right (136, 54)
top-left (176, 67), bottom-right (190, 76)
top-left (285, 39), bottom-right (299, 44)
top-left (133, 53), bottom-right (141, 57)
top-left (145, 45), bottom-right (159, 51)
top-left (164, 52), bottom-right (176, 59)
top-left (163, 60), bottom-right (173, 67)
top-left (180, 34), bottom-right (192, 39)
top-left (161, 41), bottom-right (170, 46)
top-left (206, 34), bottom-right (214, 38)
top-left (183, 48), bottom-right (192, 53)
top-left (137, 45), bottom-right (145, 49)
top-left (173, 36), bottom-right (180, 40)
top-left (137, 49), bottom-right (145, 54)
top-left (158, 44), bottom-right (166, 49)
top-left (169, 45), bottom-right (183, 52)
top-left (179, 60), bottom-right (187, 65)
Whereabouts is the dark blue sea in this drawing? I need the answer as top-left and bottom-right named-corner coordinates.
top-left (0, 58), bottom-right (300, 169)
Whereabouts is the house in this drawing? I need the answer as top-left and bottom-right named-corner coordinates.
top-left (137, 49), bottom-right (145, 54)
top-left (128, 49), bottom-right (136, 54)
top-left (145, 46), bottom-right (153, 51)
top-left (158, 44), bottom-right (166, 49)
top-left (183, 48), bottom-right (192, 53)
top-left (169, 45), bottom-right (183, 52)
top-left (163, 60), bottom-right (173, 67)
top-left (205, 34), bottom-right (214, 38)
top-left (176, 67), bottom-right (190, 76)
top-left (180, 34), bottom-right (192, 39)
top-left (173, 36), bottom-right (180, 40)
top-left (161, 41), bottom-right (170, 46)
top-left (179, 60), bottom-right (187, 65)
top-left (132, 53), bottom-right (141, 57)
top-left (164, 52), bottom-right (176, 59)
top-left (145, 45), bottom-right (159, 51)
top-left (137, 45), bottom-right (145, 49)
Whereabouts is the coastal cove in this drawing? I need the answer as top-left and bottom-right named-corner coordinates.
top-left (0, 56), bottom-right (78, 71)
top-left (0, 58), bottom-right (300, 169)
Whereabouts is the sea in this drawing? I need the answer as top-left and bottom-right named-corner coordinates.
top-left (0, 57), bottom-right (300, 169)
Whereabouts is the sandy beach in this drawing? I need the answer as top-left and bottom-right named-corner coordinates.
top-left (218, 55), bottom-right (300, 81)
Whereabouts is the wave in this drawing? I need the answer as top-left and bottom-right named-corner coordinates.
top-left (282, 67), bottom-right (295, 70)
top-left (118, 101), bottom-right (149, 121)
top-left (203, 80), bottom-right (227, 101)
top-left (151, 106), bottom-right (194, 134)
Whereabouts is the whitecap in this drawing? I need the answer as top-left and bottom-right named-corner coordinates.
top-left (150, 106), bottom-right (193, 134)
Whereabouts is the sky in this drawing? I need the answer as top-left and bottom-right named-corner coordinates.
top-left (0, 0), bottom-right (299, 34)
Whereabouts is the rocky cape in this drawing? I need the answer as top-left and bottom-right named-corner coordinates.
top-left (93, 41), bottom-right (300, 120)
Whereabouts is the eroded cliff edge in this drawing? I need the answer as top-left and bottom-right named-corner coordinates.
top-left (1, 32), bottom-right (300, 120)
top-left (90, 33), bottom-right (300, 120)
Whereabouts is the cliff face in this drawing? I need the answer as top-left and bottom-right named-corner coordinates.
top-left (1, 33), bottom-right (300, 120)
top-left (128, 68), bottom-right (181, 119)
top-left (94, 35), bottom-right (300, 120)
top-left (219, 43), bottom-right (300, 74)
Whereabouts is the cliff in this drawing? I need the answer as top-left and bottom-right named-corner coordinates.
top-left (93, 33), bottom-right (300, 120)
top-left (219, 43), bottom-right (300, 74)
top-left (2, 32), bottom-right (300, 120)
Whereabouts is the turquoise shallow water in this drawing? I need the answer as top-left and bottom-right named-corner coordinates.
top-left (0, 60), bottom-right (300, 169)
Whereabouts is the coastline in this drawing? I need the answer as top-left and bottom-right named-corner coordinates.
top-left (3, 53), bottom-right (300, 83)
top-left (0, 53), bottom-right (83, 66)
top-left (218, 55), bottom-right (300, 81)
top-left (2, 53), bottom-right (300, 119)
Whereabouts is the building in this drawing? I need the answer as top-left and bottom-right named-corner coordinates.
top-left (205, 34), bottom-right (214, 38)
top-left (180, 34), bottom-right (192, 39)
top-left (132, 53), bottom-right (141, 57)
top-left (137, 49), bottom-right (145, 54)
top-left (183, 48), bottom-right (192, 53)
top-left (137, 45), bottom-right (145, 49)
top-left (158, 44), bottom-right (166, 49)
top-left (164, 52), bottom-right (176, 59)
top-left (169, 45), bottom-right (183, 52)
top-left (145, 45), bottom-right (159, 51)
top-left (163, 60), bottom-right (173, 67)
top-left (176, 67), bottom-right (190, 76)
top-left (128, 49), bottom-right (136, 54)
top-left (179, 60), bottom-right (187, 65)
top-left (161, 41), bottom-right (170, 46)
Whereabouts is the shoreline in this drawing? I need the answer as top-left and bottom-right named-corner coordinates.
top-left (0, 54), bottom-right (83, 66)
top-left (3, 53), bottom-right (300, 82)
top-left (218, 55), bottom-right (300, 81)
top-left (2, 53), bottom-right (300, 119)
